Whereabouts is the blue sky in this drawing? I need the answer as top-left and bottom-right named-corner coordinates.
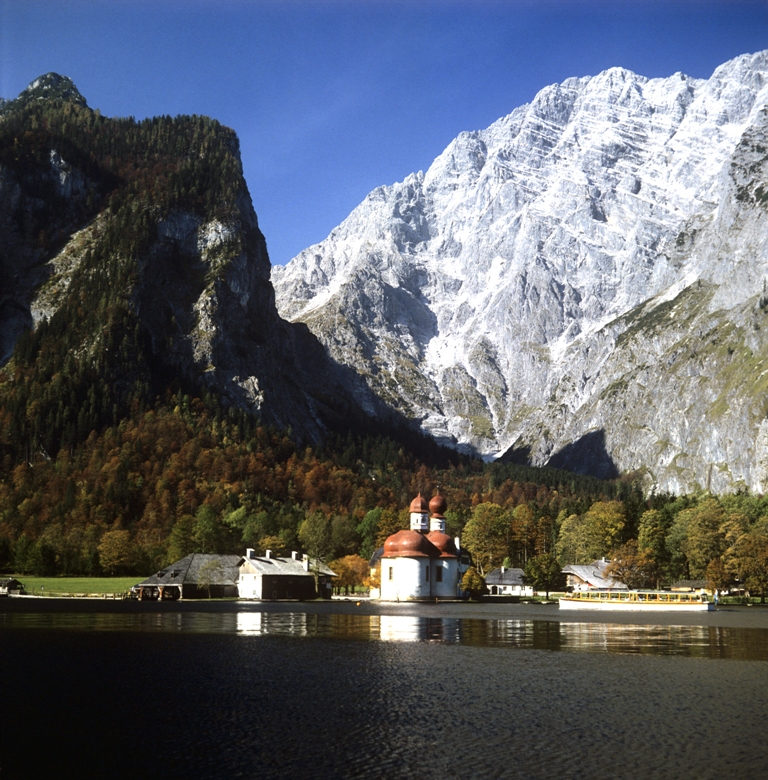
top-left (1, 0), bottom-right (767, 265)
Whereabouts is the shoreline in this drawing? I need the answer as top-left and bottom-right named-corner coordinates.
top-left (3, 594), bottom-right (768, 629)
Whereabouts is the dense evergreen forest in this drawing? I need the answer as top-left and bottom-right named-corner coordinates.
top-left (1, 76), bottom-right (767, 597)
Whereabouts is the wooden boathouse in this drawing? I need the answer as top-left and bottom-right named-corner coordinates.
top-left (132, 554), bottom-right (241, 600)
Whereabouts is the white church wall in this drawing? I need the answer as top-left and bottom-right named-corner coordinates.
top-left (380, 557), bottom-right (428, 601)
top-left (432, 559), bottom-right (460, 599)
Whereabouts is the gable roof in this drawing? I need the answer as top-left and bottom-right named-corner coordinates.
top-left (562, 560), bottom-right (628, 589)
top-left (671, 579), bottom-right (708, 590)
top-left (239, 554), bottom-right (336, 578)
top-left (136, 554), bottom-right (241, 588)
top-left (485, 567), bottom-right (525, 586)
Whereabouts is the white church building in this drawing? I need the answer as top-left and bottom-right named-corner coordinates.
top-left (378, 493), bottom-right (469, 601)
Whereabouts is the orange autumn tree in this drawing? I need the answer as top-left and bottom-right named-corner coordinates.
top-left (328, 554), bottom-right (370, 595)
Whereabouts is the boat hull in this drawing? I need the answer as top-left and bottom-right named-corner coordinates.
top-left (559, 592), bottom-right (714, 611)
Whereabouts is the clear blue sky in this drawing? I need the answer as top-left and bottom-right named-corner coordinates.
top-left (2, 0), bottom-right (767, 265)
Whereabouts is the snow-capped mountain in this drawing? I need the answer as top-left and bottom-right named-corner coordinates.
top-left (272, 51), bottom-right (768, 493)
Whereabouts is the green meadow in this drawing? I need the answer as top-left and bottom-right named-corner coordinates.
top-left (9, 576), bottom-right (142, 596)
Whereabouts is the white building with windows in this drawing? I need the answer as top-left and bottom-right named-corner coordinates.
top-left (238, 549), bottom-right (336, 600)
top-left (378, 494), bottom-right (468, 601)
top-left (485, 567), bottom-right (533, 597)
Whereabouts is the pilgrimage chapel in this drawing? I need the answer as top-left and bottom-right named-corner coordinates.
top-left (378, 493), bottom-right (469, 601)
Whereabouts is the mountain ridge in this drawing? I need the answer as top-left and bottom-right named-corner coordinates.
top-left (273, 50), bottom-right (768, 493)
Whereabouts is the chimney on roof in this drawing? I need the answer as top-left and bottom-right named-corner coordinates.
top-left (246, 548), bottom-right (255, 559)
top-left (265, 549), bottom-right (272, 559)
top-left (501, 566), bottom-right (505, 574)
top-left (302, 553), bottom-right (309, 572)
top-left (292, 551), bottom-right (298, 560)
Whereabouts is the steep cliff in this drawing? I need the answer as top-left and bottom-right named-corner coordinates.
top-left (0, 74), bottom-right (363, 459)
top-left (273, 51), bottom-right (768, 493)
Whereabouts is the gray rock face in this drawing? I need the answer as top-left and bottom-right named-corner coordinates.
top-left (0, 75), bottom-right (368, 445)
top-left (273, 51), bottom-right (768, 492)
top-left (26, 183), bottom-right (358, 443)
top-left (143, 198), bottom-right (367, 440)
top-left (0, 80), bottom-right (93, 361)
top-left (0, 146), bottom-right (95, 363)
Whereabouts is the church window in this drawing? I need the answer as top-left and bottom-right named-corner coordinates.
top-left (436, 567), bottom-right (443, 582)
top-left (388, 566), bottom-right (393, 581)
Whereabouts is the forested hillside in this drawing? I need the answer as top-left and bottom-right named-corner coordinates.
top-left (0, 389), bottom-right (628, 576)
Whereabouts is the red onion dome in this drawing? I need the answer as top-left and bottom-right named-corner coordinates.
top-left (409, 494), bottom-right (429, 514)
top-left (426, 531), bottom-right (458, 557)
top-left (429, 494), bottom-right (447, 517)
top-left (383, 530), bottom-right (440, 558)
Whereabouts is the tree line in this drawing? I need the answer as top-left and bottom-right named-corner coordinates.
top-left (460, 491), bottom-right (768, 598)
top-left (3, 384), bottom-right (766, 601)
top-left (0, 387), bottom-right (631, 579)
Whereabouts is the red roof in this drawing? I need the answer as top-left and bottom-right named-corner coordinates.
top-left (429, 494), bottom-right (447, 516)
top-left (409, 494), bottom-right (429, 513)
top-left (426, 530), bottom-right (458, 557)
top-left (382, 530), bottom-right (441, 558)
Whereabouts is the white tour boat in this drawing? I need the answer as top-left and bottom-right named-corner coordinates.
top-left (559, 589), bottom-right (714, 611)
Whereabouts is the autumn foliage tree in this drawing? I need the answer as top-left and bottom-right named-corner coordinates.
top-left (584, 501), bottom-right (626, 558)
top-left (524, 552), bottom-right (564, 597)
top-left (724, 528), bottom-right (768, 600)
top-left (462, 503), bottom-right (512, 575)
top-left (705, 557), bottom-right (733, 594)
top-left (328, 554), bottom-right (369, 595)
top-left (604, 540), bottom-right (654, 589)
top-left (666, 498), bottom-right (726, 579)
top-left (97, 528), bottom-right (133, 575)
top-left (461, 567), bottom-right (487, 599)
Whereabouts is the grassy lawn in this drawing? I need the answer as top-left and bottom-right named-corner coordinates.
top-left (8, 576), bottom-right (143, 596)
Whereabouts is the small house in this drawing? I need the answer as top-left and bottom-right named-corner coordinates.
top-left (671, 579), bottom-right (709, 594)
top-left (238, 549), bottom-right (336, 600)
top-left (0, 578), bottom-right (24, 596)
top-left (484, 567), bottom-right (532, 597)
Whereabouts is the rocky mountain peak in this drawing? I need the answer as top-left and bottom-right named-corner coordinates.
top-left (273, 50), bottom-right (768, 494)
top-left (12, 72), bottom-right (88, 110)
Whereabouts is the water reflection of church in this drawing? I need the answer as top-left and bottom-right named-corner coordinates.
top-left (371, 493), bottom-right (471, 601)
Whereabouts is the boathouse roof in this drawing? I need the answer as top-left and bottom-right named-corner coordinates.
top-left (562, 560), bottom-right (628, 589)
top-left (136, 554), bottom-right (241, 589)
top-left (239, 550), bottom-right (336, 578)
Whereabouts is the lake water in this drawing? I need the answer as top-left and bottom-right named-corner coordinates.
top-left (3, 599), bottom-right (768, 779)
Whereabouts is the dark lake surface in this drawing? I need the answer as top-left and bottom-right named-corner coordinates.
top-left (3, 598), bottom-right (768, 779)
